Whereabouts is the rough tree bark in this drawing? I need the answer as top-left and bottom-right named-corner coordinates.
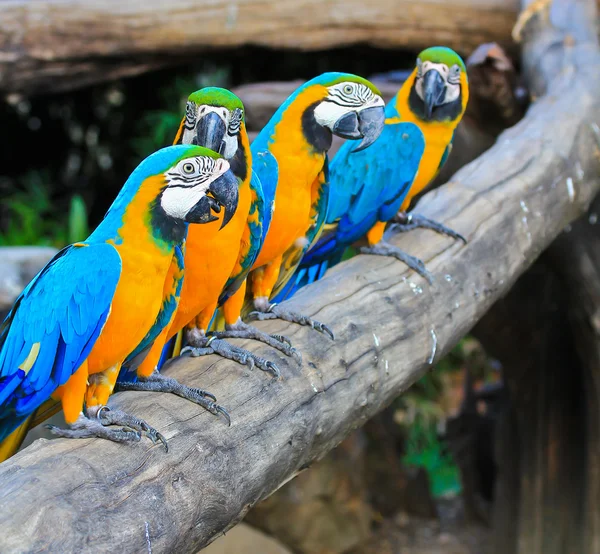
top-left (0, 0), bottom-right (520, 96)
top-left (0, 0), bottom-right (598, 552)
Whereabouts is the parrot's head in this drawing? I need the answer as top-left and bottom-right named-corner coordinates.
top-left (410, 47), bottom-right (468, 122)
top-left (159, 145), bottom-right (238, 229)
top-left (305, 73), bottom-right (386, 152)
top-left (177, 88), bottom-right (245, 161)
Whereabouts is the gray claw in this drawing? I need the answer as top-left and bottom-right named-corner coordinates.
top-left (266, 361), bottom-right (282, 380)
top-left (248, 305), bottom-right (334, 342)
top-left (394, 212), bottom-right (467, 244)
top-left (271, 334), bottom-right (292, 346)
top-left (216, 406), bottom-right (232, 426)
top-left (116, 373), bottom-right (227, 423)
top-left (360, 242), bottom-right (434, 284)
top-left (45, 418), bottom-right (142, 445)
top-left (92, 405), bottom-right (169, 452)
top-left (209, 323), bottom-right (299, 362)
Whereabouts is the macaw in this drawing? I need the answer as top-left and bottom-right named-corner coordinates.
top-left (118, 88), bottom-right (295, 392)
top-left (0, 145), bottom-right (238, 453)
top-left (274, 47), bottom-right (469, 301)
top-left (192, 73), bottom-right (385, 350)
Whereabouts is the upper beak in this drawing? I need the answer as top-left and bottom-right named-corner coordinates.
top-left (185, 170), bottom-right (239, 229)
top-left (422, 69), bottom-right (446, 119)
top-left (331, 105), bottom-right (385, 153)
top-left (195, 112), bottom-right (227, 155)
top-left (208, 170), bottom-right (239, 229)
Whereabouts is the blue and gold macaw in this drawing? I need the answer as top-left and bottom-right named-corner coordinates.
top-left (0, 145), bottom-right (237, 459)
top-left (275, 47), bottom-right (469, 301)
top-left (199, 73), bottom-right (385, 350)
top-left (117, 87), bottom-right (295, 382)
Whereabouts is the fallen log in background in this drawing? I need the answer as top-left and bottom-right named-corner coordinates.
top-left (0, 0), bottom-right (520, 95)
top-left (0, 0), bottom-right (599, 552)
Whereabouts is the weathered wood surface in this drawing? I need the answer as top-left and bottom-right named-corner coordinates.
top-left (0, 0), bottom-right (520, 95)
top-left (0, 1), bottom-right (599, 552)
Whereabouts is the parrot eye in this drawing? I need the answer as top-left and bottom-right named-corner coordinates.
top-left (343, 84), bottom-right (353, 95)
top-left (182, 162), bottom-right (195, 175)
top-left (448, 64), bottom-right (462, 84)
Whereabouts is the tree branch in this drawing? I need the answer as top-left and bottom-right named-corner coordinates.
top-left (0, 0), bottom-right (520, 95)
top-left (0, 1), bottom-right (599, 552)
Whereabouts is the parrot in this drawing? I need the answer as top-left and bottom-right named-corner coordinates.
top-left (273, 47), bottom-right (469, 301)
top-left (117, 87), bottom-right (296, 391)
top-left (0, 145), bottom-right (238, 453)
top-left (189, 72), bottom-right (386, 353)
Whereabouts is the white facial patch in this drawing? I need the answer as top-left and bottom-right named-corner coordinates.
top-left (313, 100), bottom-right (351, 130)
top-left (313, 82), bottom-right (385, 130)
top-left (181, 104), bottom-right (241, 160)
top-left (161, 157), bottom-right (230, 220)
top-left (415, 62), bottom-right (462, 105)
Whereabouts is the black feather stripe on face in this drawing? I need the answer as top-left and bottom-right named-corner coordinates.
top-left (184, 101), bottom-right (196, 131)
top-left (149, 191), bottom-right (187, 245)
top-left (302, 101), bottom-right (333, 153)
top-left (227, 108), bottom-right (243, 137)
top-left (230, 139), bottom-right (248, 182)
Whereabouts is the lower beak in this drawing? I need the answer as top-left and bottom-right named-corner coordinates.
top-left (185, 170), bottom-right (239, 229)
top-left (332, 105), bottom-right (385, 153)
top-left (423, 69), bottom-right (446, 119)
top-left (195, 112), bottom-right (227, 154)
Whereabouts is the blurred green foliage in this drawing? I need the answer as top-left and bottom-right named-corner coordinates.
top-left (0, 172), bottom-right (89, 247)
top-left (397, 338), bottom-right (497, 498)
top-left (403, 417), bottom-right (462, 497)
top-left (132, 67), bottom-right (231, 159)
top-left (398, 342), bottom-right (466, 498)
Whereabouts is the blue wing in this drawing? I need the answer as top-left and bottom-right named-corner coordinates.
top-left (0, 243), bottom-right (121, 441)
top-left (276, 97), bottom-right (426, 299)
top-left (251, 147), bottom-right (278, 244)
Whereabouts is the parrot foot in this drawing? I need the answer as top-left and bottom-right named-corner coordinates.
top-left (46, 413), bottom-right (141, 445)
top-left (393, 212), bottom-right (467, 243)
top-left (247, 304), bottom-right (335, 340)
top-left (181, 337), bottom-right (281, 379)
top-left (360, 242), bottom-right (434, 284)
top-left (116, 372), bottom-right (231, 426)
top-left (210, 321), bottom-right (301, 364)
top-left (90, 405), bottom-right (168, 451)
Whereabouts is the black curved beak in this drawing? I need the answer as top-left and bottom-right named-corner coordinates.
top-left (332, 105), bottom-right (385, 153)
top-left (352, 105), bottom-right (385, 153)
top-left (185, 170), bottom-right (239, 229)
top-left (195, 112), bottom-right (227, 155)
top-left (423, 69), bottom-right (446, 119)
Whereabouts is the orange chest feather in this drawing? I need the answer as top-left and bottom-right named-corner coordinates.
top-left (175, 180), bottom-right (253, 322)
top-left (410, 128), bottom-right (454, 197)
top-left (87, 242), bottom-right (173, 374)
top-left (254, 145), bottom-right (325, 269)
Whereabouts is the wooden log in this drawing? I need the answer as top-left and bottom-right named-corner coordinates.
top-left (0, 0), bottom-right (520, 95)
top-left (0, 1), bottom-right (599, 552)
